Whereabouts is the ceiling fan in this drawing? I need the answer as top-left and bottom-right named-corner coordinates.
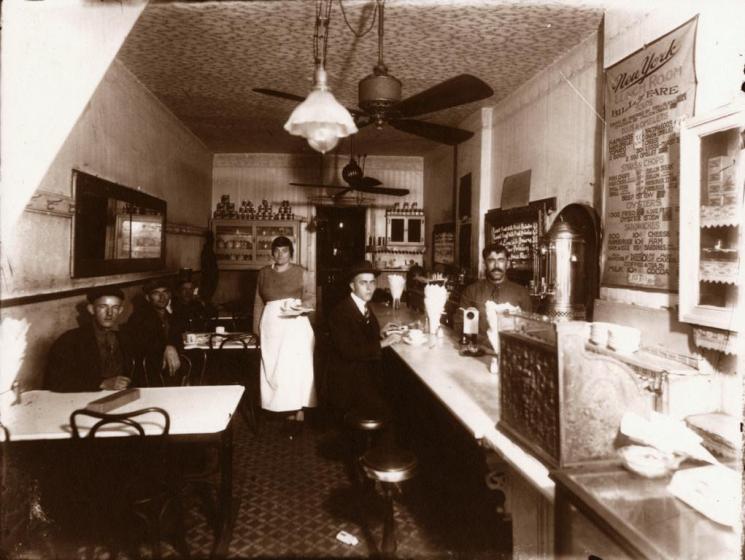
top-left (290, 147), bottom-right (410, 198)
top-left (254, 0), bottom-right (494, 146)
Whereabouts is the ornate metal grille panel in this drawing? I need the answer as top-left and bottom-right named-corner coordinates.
top-left (499, 333), bottom-right (559, 464)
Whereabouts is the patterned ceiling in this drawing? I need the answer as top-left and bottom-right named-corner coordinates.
top-left (118, 0), bottom-right (604, 156)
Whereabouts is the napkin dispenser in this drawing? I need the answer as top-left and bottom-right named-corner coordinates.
top-left (461, 307), bottom-right (479, 343)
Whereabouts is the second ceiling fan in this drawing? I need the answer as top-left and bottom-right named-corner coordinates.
top-left (254, 0), bottom-right (494, 146)
top-left (291, 149), bottom-right (410, 198)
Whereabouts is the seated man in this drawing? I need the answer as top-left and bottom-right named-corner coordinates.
top-left (171, 276), bottom-right (211, 332)
top-left (125, 278), bottom-right (182, 386)
top-left (45, 286), bottom-right (134, 392)
top-left (326, 261), bottom-right (401, 425)
top-left (459, 243), bottom-right (531, 334)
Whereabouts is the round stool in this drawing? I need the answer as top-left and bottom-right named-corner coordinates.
top-left (361, 446), bottom-right (417, 555)
top-left (344, 407), bottom-right (386, 456)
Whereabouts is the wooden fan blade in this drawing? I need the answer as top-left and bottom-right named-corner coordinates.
top-left (349, 176), bottom-right (383, 188)
top-left (255, 87), bottom-right (365, 117)
top-left (253, 88), bottom-right (306, 103)
top-left (389, 119), bottom-right (473, 145)
top-left (290, 182), bottom-right (347, 189)
top-left (333, 188), bottom-right (354, 199)
top-left (354, 185), bottom-right (410, 197)
top-left (393, 74), bottom-right (494, 118)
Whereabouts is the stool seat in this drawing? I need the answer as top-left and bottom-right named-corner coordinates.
top-left (361, 446), bottom-right (417, 483)
top-left (344, 408), bottom-right (386, 432)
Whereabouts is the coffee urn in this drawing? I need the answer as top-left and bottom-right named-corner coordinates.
top-left (533, 219), bottom-right (586, 320)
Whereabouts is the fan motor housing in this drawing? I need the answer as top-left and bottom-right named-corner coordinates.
top-left (358, 73), bottom-right (402, 115)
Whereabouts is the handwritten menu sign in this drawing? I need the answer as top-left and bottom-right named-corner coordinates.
top-left (489, 221), bottom-right (538, 272)
top-left (484, 199), bottom-right (555, 287)
top-left (601, 17), bottom-right (697, 290)
top-left (433, 223), bottom-right (455, 265)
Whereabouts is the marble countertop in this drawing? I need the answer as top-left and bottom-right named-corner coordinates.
top-left (373, 303), bottom-right (555, 500)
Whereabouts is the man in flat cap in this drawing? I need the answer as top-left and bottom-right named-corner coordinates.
top-left (45, 286), bottom-right (134, 392)
top-left (125, 278), bottom-right (183, 386)
top-left (326, 261), bottom-right (401, 426)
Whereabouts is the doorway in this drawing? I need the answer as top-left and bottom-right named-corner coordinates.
top-left (315, 206), bottom-right (366, 319)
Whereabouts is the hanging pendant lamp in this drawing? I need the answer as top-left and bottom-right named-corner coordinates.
top-left (284, 0), bottom-right (357, 153)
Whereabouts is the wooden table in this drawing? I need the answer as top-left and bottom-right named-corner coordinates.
top-left (1, 386), bottom-right (244, 555)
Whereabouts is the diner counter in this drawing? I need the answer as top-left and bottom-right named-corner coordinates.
top-left (373, 303), bottom-right (554, 501)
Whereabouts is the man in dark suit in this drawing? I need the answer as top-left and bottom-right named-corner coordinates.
top-left (326, 261), bottom-right (401, 422)
top-left (45, 286), bottom-right (134, 392)
top-left (125, 278), bottom-right (183, 387)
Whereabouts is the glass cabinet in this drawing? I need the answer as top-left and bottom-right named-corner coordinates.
top-left (212, 219), bottom-right (300, 270)
top-left (386, 213), bottom-right (425, 246)
top-left (679, 104), bottom-right (744, 333)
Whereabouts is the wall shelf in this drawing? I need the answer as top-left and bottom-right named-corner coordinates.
top-left (212, 219), bottom-right (301, 270)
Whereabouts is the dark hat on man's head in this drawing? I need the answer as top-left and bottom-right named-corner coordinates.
top-left (347, 260), bottom-right (380, 281)
top-left (86, 286), bottom-right (125, 304)
top-left (143, 277), bottom-right (172, 294)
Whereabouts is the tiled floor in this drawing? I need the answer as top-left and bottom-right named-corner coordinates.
top-left (6, 407), bottom-right (511, 559)
top-left (179, 411), bottom-right (512, 559)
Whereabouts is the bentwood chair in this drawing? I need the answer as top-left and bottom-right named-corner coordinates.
top-left (208, 333), bottom-right (260, 432)
top-left (68, 407), bottom-right (189, 559)
top-left (158, 352), bottom-right (193, 387)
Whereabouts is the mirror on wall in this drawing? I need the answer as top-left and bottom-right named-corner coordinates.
top-left (72, 170), bottom-right (166, 278)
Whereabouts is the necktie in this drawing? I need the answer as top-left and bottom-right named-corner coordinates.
top-left (363, 305), bottom-right (371, 323)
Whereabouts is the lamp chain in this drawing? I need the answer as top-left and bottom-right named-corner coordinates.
top-left (337, 0), bottom-right (379, 38)
top-left (376, 0), bottom-right (385, 73)
top-left (313, 0), bottom-right (334, 67)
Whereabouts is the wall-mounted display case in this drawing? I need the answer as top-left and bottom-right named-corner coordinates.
top-left (386, 212), bottom-right (425, 246)
top-left (212, 219), bottom-right (300, 270)
top-left (679, 104), bottom-right (743, 335)
top-left (72, 170), bottom-right (166, 278)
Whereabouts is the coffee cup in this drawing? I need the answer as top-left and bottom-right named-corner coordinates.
top-left (183, 332), bottom-right (197, 345)
top-left (408, 328), bottom-right (424, 340)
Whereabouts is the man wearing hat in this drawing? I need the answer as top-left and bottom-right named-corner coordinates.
top-left (45, 286), bottom-right (134, 392)
top-left (125, 278), bottom-right (183, 386)
top-left (326, 261), bottom-right (402, 424)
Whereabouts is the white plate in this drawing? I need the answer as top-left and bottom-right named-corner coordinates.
top-left (279, 306), bottom-right (314, 317)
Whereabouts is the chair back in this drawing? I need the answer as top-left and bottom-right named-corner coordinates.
top-left (219, 334), bottom-right (251, 350)
top-left (159, 353), bottom-right (192, 387)
top-left (70, 407), bottom-right (171, 439)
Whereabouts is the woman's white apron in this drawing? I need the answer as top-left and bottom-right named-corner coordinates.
top-left (259, 298), bottom-right (316, 412)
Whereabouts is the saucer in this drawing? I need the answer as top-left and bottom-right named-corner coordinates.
top-left (403, 335), bottom-right (427, 346)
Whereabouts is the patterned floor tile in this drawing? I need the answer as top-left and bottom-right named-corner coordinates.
top-left (177, 412), bottom-right (510, 559)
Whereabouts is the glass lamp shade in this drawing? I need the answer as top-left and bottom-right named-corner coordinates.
top-left (284, 88), bottom-right (358, 154)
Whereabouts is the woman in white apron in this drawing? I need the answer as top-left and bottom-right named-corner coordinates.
top-left (252, 237), bottom-right (316, 428)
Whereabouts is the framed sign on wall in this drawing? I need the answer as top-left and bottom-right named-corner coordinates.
top-left (601, 16), bottom-right (698, 291)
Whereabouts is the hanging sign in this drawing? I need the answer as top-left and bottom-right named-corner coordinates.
top-left (601, 17), bottom-right (698, 290)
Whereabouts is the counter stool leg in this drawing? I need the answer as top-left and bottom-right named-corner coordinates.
top-left (381, 483), bottom-right (397, 555)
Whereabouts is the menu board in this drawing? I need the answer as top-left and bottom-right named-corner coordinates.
top-left (488, 221), bottom-right (538, 271)
top-left (433, 223), bottom-right (455, 265)
top-left (484, 198), bottom-right (555, 286)
top-left (601, 17), bottom-right (697, 290)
